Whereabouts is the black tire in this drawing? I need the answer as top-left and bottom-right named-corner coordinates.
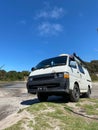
top-left (70, 84), bottom-right (80, 102)
top-left (82, 87), bottom-right (91, 98)
top-left (62, 93), bottom-right (70, 102)
top-left (37, 92), bottom-right (48, 102)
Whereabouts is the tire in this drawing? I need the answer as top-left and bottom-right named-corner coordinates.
top-left (70, 84), bottom-right (80, 102)
top-left (37, 92), bottom-right (48, 102)
top-left (82, 87), bottom-right (91, 98)
top-left (62, 93), bottom-right (70, 102)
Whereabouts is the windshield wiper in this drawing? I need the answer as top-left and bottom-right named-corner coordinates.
top-left (43, 65), bottom-right (51, 68)
top-left (54, 63), bottom-right (66, 66)
top-left (36, 65), bottom-right (51, 70)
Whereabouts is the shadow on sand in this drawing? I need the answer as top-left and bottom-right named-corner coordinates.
top-left (21, 96), bottom-right (69, 106)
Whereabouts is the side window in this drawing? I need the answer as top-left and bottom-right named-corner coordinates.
top-left (78, 64), bottom-right (85, 74)
top-left (69, 58), bottom-right (77, 69)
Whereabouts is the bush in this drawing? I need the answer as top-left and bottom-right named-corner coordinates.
top-left (0, 70), bottom-right (30, 81)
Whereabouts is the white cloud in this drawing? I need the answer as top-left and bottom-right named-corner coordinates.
top-left (51, 7), bottom-right (65, 19)
top-left (38, 22), bottom-right (63, 36)
top-left (36, 11), bottom-right (49, 19)
top-left (35, 3), bottom-right (65, 37)
top-left (36, 7), bottom-right (65, 19)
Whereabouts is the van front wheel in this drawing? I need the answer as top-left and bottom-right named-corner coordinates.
top-left (70, 84), bottom-right (80, 102)
top-left (37, 92), bottom-right (48, 102)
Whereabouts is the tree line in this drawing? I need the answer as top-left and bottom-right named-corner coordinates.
top-left (0, 70), bottom-right (30, 81)
top-left (85, 60), bottom-right (98, 81)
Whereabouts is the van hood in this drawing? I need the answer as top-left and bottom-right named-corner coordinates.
top-left (29, 65), bottom-right (67, 76)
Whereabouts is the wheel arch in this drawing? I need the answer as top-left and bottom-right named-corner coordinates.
top-left (74, 81), bottom-right (80, 89)
top-left (88, 85), bottom-right (91, 94)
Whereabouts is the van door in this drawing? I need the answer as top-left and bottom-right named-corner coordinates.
top-left (68, 57), bottom-right (80, 90)
top-left (77, 64), bottom-right (87, 91)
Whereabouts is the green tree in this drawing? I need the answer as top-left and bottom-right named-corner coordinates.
top-left (0, 70), bottom-right (7, 80)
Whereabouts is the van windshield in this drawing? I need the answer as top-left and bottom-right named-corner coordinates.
top-left (35, 56), bottom-right (67, 69)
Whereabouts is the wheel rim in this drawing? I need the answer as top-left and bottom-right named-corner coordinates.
top-left (74, 85), bottom-right (80, 99)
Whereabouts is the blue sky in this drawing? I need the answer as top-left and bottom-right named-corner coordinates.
top-left (0, 0), bottom-right (98, 71)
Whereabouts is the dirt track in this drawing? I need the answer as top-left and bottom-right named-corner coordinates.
top-left (0, 82), bottom-right (34, 121)
top-left (0, 82), bottom-right (98, 129)
top-left (91, 82), bottom-right (98, 98)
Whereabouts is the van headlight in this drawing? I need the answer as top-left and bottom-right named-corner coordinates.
top-left (58, 73), bottom-right (64, 78)
top-left (54, 73), bottom-right (64, 78)
top-left (28, 77), bottom-right (33, 81)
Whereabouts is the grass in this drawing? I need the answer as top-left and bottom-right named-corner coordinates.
top-left (4, 99), bottom-right (98, 130)
top-left (75, 98), bottom-right (98, 115)
top-left (82, 103), bottom-right (98, 115)
top-left (4, 121), bottom-right (23, 130)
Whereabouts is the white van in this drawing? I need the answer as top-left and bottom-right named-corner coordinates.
top-left (27, 53), bottom-right (92, 102)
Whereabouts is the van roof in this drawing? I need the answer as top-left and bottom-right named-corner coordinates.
top-left (59, 54), bottom-right (69, 56)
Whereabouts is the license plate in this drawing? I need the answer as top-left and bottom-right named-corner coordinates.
top-left (38, 87), bottom-right (47, 91)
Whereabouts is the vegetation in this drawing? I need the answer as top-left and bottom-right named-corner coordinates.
top-left (4, 120), bottom-right (23, 130)
top-left (4, 99), bottom-right (98, 130)
top-left (76, 98), bottom-right (98, 115)
top-left (85, 60), bottom-right (98, 81)
top-left (0, 70), bottom-right (29, 81)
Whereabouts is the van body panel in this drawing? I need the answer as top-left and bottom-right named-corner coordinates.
top-left (29, 65), bottom-right (68, 77)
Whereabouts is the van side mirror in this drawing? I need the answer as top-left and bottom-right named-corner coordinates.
top-left (70, 61), bottom-right (77, 68)
top-left (31, 67), bottom-right (35, 71)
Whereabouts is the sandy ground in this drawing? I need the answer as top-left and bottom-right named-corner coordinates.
top-left (0, 82), bottom-right (98, 130)
top-left (90, 82), bottom-right (98, 98)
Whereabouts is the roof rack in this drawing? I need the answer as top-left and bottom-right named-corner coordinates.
top-left (73, 53), bottom-right (85, 65)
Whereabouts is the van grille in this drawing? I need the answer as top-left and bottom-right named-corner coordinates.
top-left (32, 73), bottom-right (55, 81)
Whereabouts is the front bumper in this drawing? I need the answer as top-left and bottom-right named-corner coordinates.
top-left (27, 73), bottom-right (69, 94)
